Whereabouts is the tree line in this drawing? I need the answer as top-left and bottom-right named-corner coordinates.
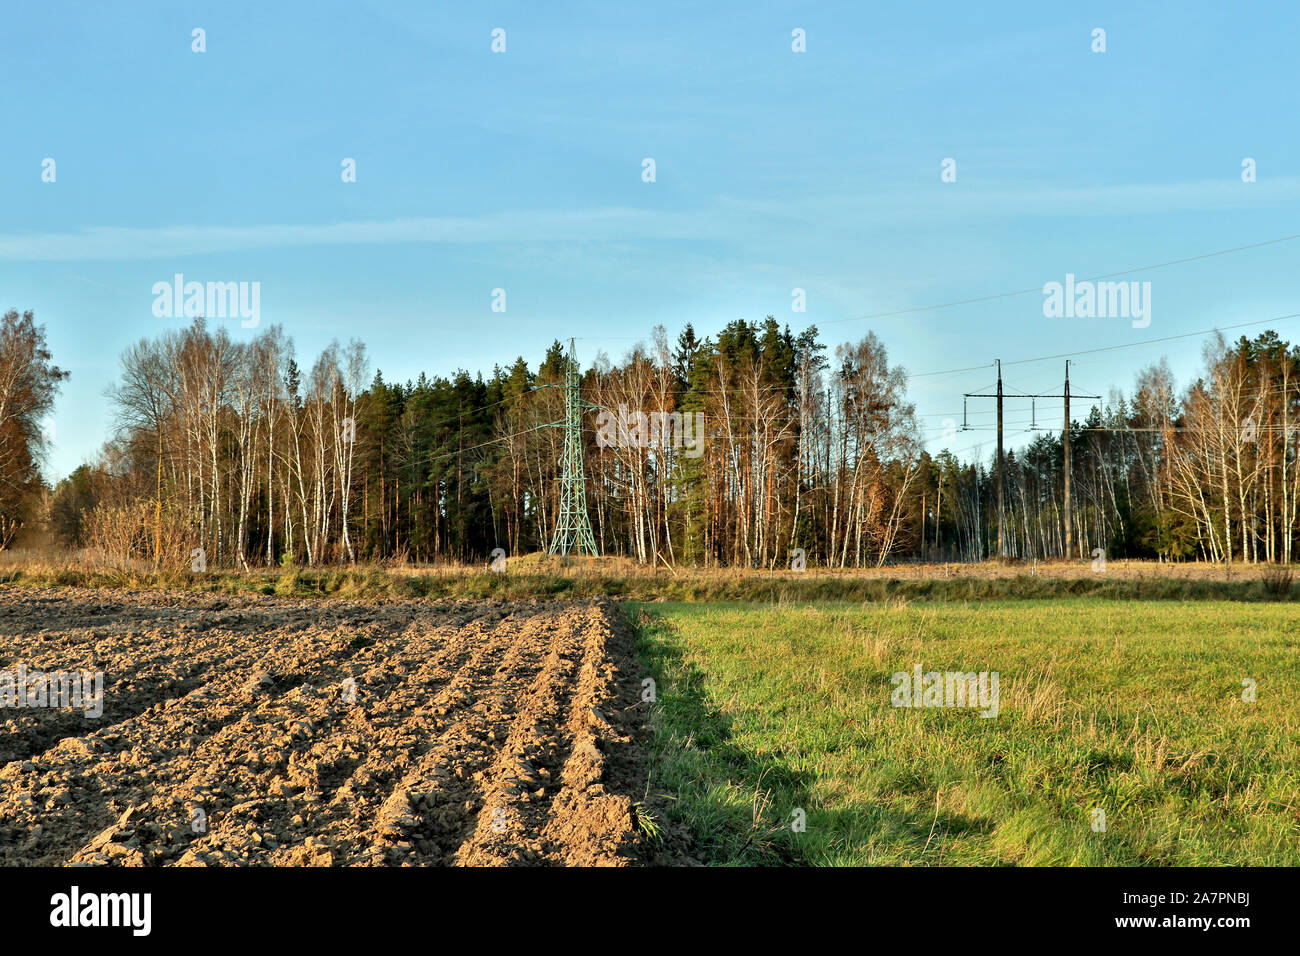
top-left (948, 331), bottom-right (1300, 565)
top-left (7, 311), bottom-right (1299, 568)
top-left (0, 310), bottom-right (67, 548)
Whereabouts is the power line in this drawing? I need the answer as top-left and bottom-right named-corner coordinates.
top-left (908, 311), bottom-right (1300, 379)
top-left (1003, 314), bottom-right (1300, 368)
top-left (576, 309), bottom-right (1300, 393)
top-left (419, 419), bottom-right (560, 466)
top-left (825, 233), bottom-right (1300, 326)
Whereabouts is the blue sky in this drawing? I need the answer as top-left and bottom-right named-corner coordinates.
top-left (3, 0), bottom-right (1298, 480)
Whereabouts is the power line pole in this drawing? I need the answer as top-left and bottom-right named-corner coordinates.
top-left (963, 363), bottom-right (1098, 560)
top-left (964, 361), bottom-right (1007, 557)
top-left (996, 359), bottom-right (1005, 557)
top-left (548, 338), bottom-right (599, 557)
top-left (1063, 361), bottom-right (1072, 560)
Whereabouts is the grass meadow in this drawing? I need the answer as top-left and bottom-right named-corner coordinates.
top-left (631, 599), bottom-right (1300, 866)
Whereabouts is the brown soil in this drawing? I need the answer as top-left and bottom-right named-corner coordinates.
top-left (0, 586), bottom-right (651, 866)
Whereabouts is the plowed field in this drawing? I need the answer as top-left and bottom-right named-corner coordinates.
top-left (0, 587), bottom-right (649, 866)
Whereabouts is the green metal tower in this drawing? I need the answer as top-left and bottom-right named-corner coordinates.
top-left (548, 338), bottom-right (599, 557)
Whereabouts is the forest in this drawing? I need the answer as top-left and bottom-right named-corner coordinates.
top-left (4, 309), bottom-right (1299, 569)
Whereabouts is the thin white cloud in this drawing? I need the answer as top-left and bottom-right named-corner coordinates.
top-left (0, 208), bottom-right (727, 262)
top-left (3, 176), bottom-right (1295, 262)
top-left (721, 177), bottom-right (1300, 225)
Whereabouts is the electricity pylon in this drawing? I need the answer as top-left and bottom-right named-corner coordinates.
top-left (548, 338), bottom-right (599, 557)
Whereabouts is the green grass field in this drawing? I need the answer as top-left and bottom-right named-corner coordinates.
top-left (631, 599), bottom-right (1300, 866)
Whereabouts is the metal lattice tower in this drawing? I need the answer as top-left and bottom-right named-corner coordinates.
top-left (548, 339), bottom-right (599, 557)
